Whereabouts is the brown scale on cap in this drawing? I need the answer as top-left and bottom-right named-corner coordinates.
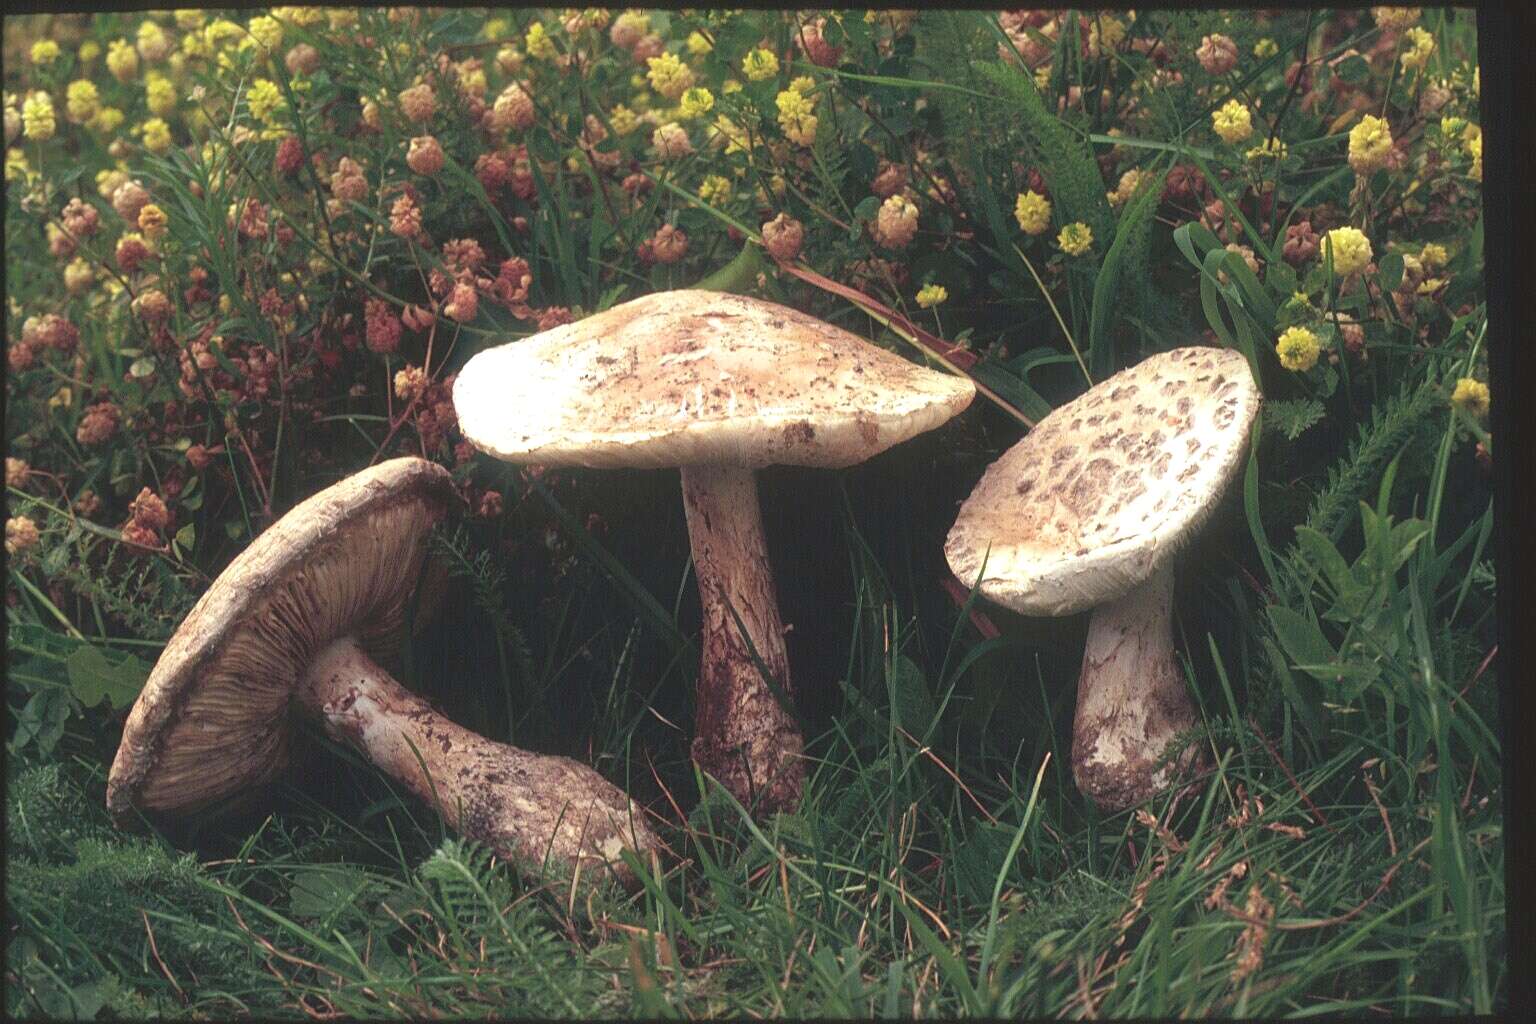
top-left (456, 289), bottom-right (976, 817)
top-left (946, 347), bottom-right (1260, 811)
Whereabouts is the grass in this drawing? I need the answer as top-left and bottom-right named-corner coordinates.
top-left (4, 7), bottom-right (1499, 1019)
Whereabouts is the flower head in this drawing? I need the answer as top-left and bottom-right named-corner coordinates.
top-left (646, 52), bottom-right (695, 100)
top-left (31, 40), bottom-right (61, 65)
top-left (248, 79), bottom-right (285, 124)
top-left (1275, 326), bottom-right (1321, 371)
top-left (1348, 114), bottom-right (1394, 176)
top-left (1212, 100), bottom-right (1253, 144)
top-left (1323, 227), bottom-right (1372, 276)
top-left (107, 38), bottom-right (140, 82)
top-left (1197, 34), bottom-right (1238, 75)
top-left (761, 212), bottom-right (804, 261)
top-left (6, 517), bottom-right (40, 556)
top-left (1399, 26), bottom-right (1435, 71)
top-left (775, 87), bottom-right (817, 146)
top-left (66, 80), bottom-right (101, 124)
top-left (698, 173), bottom-right (732, 205)
top-left (875, 194), bottom-right (919, 250)
top-left (22, 93), bottom-right (55, 142)
top-left (1451, 377), bottom-right (1490, 417)
top-left (525, 21), bottom-right (556, 61)
top-left (399, 83), bottom-right (437, 123)
top-left (679, 86), bottom-right (714, 120)
top-left (146, 72), bottom-right (177, 116)
top-left (1014, 190), bottom-right (1052, 235)
top-left (141, 117), bottom-right (173, 154)
top-left (407, 135), bottom-right (445, 176)
top-left (651, 121), bottom-right (693, 159)
top-left (1057, 221), bottom-right (1093, 256)
top-left (1372, 7), bottom-right (1422, 31)
top-left (916, 283), bottom-right (948, 308)
top-left (742, 47), bottom-right (780, 81)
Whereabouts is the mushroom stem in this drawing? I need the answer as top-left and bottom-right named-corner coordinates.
top-left (1070, 563), bottom-right (1202, 811)
top-left (679, 463), bottom-right (805, 814)
top-left (296, 636), bottom-right (660, 885)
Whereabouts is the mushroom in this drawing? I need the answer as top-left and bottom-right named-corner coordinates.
top-left (944, 347), bottom-right (1260, 811)
top-left (108, 457), bottom-right (661, 887)
top-left (454, 289), bottom-right (976, 814)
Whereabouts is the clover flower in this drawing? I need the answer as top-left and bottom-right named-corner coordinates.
top-left (145, 73), bottom-right (177, 117)
top-left (66, 80), bottom-right (101, 124)
top-left (649, 223), bottom-right (689, 263)
top-left (1107, 169), bottom-right (1145, 208)
top-left (1197, 34), bottom-right (1238, 75)
top-left (698, 174), bottom-right (732, 205)
top-left (1212, 100), bottom-right (1253, 144)
top-left (407, 135), bottom-right (445, 176)
top-left (31, 40), bottom-right (61, 65)
top-left (1346, 111), bottom-right (1389, 170)
top-left (798, 16), bottom-right (843, 68)
top-left (137, 202), bottom-right (168, 239)
top-left (1014, 189), bottom-right (1051, 234)
top-left (107, 38), bottom-right (140, 81)
top-left (1276, 326), bottom-right (1321, 371)
top-left (365, 298), bottom-right (402, 353)
top-left (761, 212), bottom-right (804, 261)
top-left (646, 52), bottom-right (695, 100)
top-left (64, 257), bottom-right (95, 294)
top-left (609, 104), bottom-right (638, 136)
top-left (1400, 27), bottom-right (1435, 71)
top-left (742, 47), bottom-right (780, 81)
top-left (525, 22), bottom-right (556, 61)
top-left (1254, 38), bottom-right (1279, 59)
top-left (77, 401), bottom-right (121, 445)
top-left (6, 517), bottom-right (40, 557)
top-left (687, 30), bottom-right (713, 56)
top-left (679, 86), bottom-right (714, 120)
top-left (141, 117), bottom-right (172, 154)
top-left (651, 121), bottom-right (693, 159)
top-left (875, 194), bottom-right (919, 250)
top-left (610, 11), bottom-right (651, 51)
top-left (247, 79), bottom-right (284, 124)
top-left (492, 83), bottom-right (536, 131)
top-left (248, 15), bottom-right (283, 51)
top-left (916, 284), bottom-right (948, 308)
top-left (92, 106), bottom-right (125, 134)
top-left (1085, 15), bottom-right (1126, 59)
top-left (22, 93), bottom-right (55, 142)
top-left (1246, 136), bottom-right (1288, 161)
top-left (775, 88), bottom-right (817, 146)
top-left (1057, 221), bottom-right (1093, 256)
top-left (443, 282), bottom-right (479, 322)
top-left (1323, 227), bottom-right (1372, 276)
top-left (137, 20), bottom-right (171, 62)
top-left (1451, 377), bottom-right (1490, 417)
top-left (399, 83), bottom-right (437, 124)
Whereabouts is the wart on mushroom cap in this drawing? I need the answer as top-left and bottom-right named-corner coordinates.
top-left (108, 457), bottom-right (661, 887)
top-left (455, 289), bottom-right (976, 816)
top-left (945, 347), bottom-right (1260, 811)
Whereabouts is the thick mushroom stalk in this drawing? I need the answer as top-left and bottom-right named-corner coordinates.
top-left (680, 464), bottom-right (804, 814)
top-left (1071, 564), bottom-right (1203, 811)
top-left (299, 636), bottom-right (661, 887)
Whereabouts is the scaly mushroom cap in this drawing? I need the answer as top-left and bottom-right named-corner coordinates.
top-left (453, 289), bottom-right (976, 470)
top-left (946, 347), bottom-right (1260, 616)
top-left (107, 458), bottom-right (456, 822)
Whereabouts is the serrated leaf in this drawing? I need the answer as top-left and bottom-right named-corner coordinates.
top-left (65, 644), bottom-right (149, 709)
top-left (1264, 398), bottom-right (1326, 440)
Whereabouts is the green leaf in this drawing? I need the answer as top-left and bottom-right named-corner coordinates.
top-left (1377, 252), bottom-right (1405, 291)
top-left (65, 643), bottom-right (150, 709)
top-left (1264, 398), bottom-right (1326, 440)
top-left (11, 689), bottom-right (72, 754)
top-left (1267, 605), bottom-right (1337, 681)
top-left (1088, 165), bottom-right (1166, 379)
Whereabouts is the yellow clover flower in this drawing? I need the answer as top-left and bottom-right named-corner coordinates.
top-left (1014, 190), bottom-right (1051, 235)
top-left (1254, 38), bottom-right (1278, 59)
top-left (679, 87), bottom-right (714, 120)
top-left (92, 106), bottom-right (125, 134)
top-left (141, 117), bottom-right (173, 154)
top-left (916, 283), bottom-right (948, 308)
top-left (247, 79), bottom-right (284, 124)
top-left (742, 47), bottom-right (779, 81)
top-left (22, 92), bottom-right (56, 142)
top-left (1323, 227), bottom-right (1372, 275)
top-left (1275, 326), bottom-right (1321, 371)
top-left (646, 52), bottom-right (695, 100)
top-left (146, 73), bottom-right (177, 117)
top-left (525, 22), bottom-right (556, 61)
top-left (107, 38), bottom-right (140, 82)
top-left (1450, 377), bottom-right (1489, 417)
top-left (698, 173), bottom-right (732, 205)
top-left (1057, 221), bottom-right (1092, 256)
top-left (248, 15), bottom-right (284, 51)
top-left (66, 80), bottom-right (102, 124)
top-left (687, 30), bottom-right (712, 55)
top-left (775, 88), bottom-right (817, 146)
top-left (1212, 99), bottom-right (1253, 144)
top-left (1246, 136), bottom-right (1288, 161)
top-left (1400, 26), bottom-right (1435, 72)
top-left (31, 40), bottom-right (61, 65)
top-left (609, 104), bottom-right (638, 136)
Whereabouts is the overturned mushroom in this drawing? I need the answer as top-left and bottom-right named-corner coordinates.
top-left (108, 457), bottom-right (660, 887)
top-left (454, 289), bottom-right (975, 815)
top-left (945, 347), bottom-right (1260, 811)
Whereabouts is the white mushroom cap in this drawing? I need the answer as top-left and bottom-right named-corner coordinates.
top-left (107, 458), bottom-right (456, 822)
top-left (945, 347), bottom-right (1260, 616)
top-left (453, 289), bottom-right (976, 470)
